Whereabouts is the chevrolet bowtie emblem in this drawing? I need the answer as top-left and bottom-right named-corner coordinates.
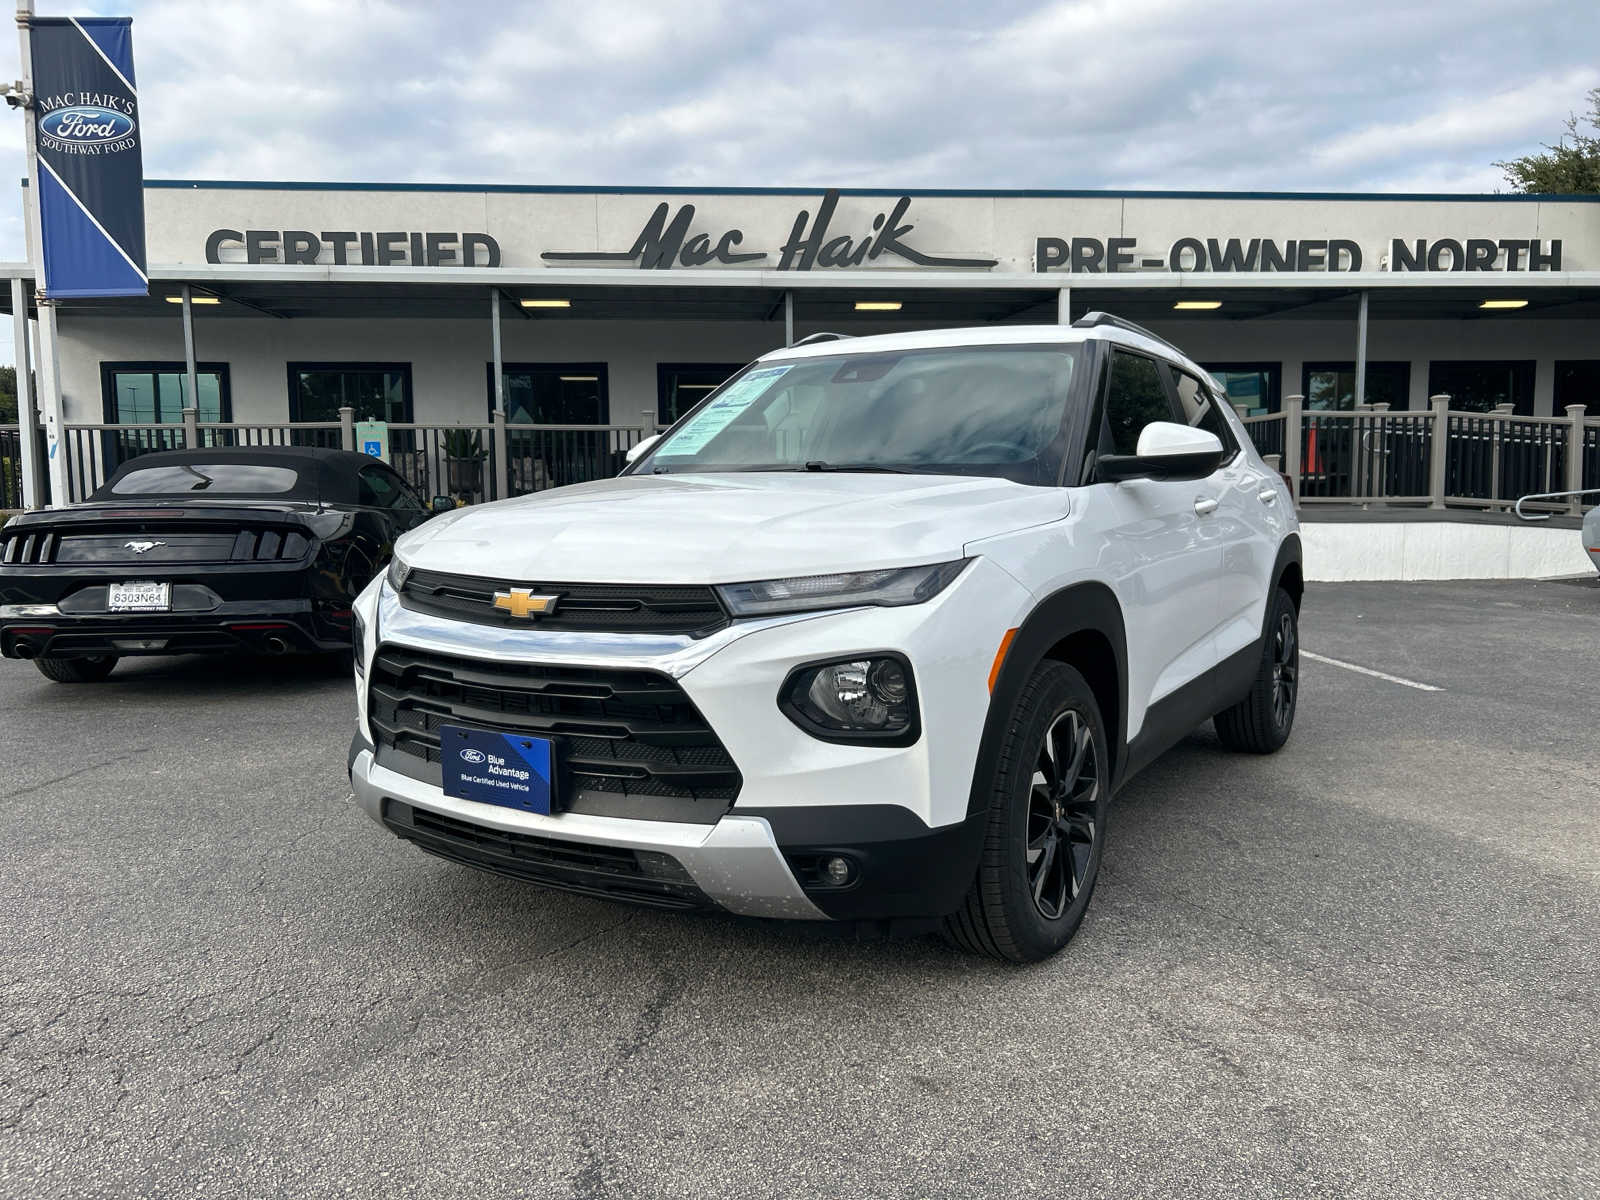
top-left (492, 588), bottom-right (559, 619)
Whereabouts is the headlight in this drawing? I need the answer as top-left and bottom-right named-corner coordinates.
top-left (717, 559), bottom-right (968, 617)
top-left (780, 654), bottom-right (919, 744)
top-left (386, 547), bottom-right (414, 594)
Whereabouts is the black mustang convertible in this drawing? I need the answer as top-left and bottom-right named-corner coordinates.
top-left (0, 447), bottom-right (447, 683)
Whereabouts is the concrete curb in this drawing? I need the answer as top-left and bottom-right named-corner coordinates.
top-left (1302, 520), bottom-right (1594, 582)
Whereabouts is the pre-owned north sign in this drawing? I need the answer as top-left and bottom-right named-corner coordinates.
top-left (1034, 235), bottom-right (1564, 272)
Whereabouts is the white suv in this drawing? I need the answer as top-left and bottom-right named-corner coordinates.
top-left (348, 314), bottom-right (1301, 962)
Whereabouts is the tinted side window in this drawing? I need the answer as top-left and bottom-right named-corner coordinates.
top-left (358, 466), bottom-right (422, 510)
top-left (1172, 368), bottom-right (1238, 454)
top-left (1102, 351), bottom-right (1174, 456)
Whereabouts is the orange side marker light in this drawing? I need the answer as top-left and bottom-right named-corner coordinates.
top-left (989, 627), bottom-right (1019, 693)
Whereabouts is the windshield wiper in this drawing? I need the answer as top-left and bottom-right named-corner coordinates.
top-left (802, 461), bottom-right (912, 474)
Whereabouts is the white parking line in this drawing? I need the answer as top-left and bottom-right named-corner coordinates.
top-left (1302, 651), bottom-right (1443, 692)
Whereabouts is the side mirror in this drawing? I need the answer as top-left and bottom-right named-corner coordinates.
top-left (625, 433), bottom-right (662, 465)
top-left (1098, 422), bottom-right (1225, 483)
top-left (430, 495), bottom-right (457, 515)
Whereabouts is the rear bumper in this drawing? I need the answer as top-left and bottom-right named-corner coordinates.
top-left (1, 600), bottom-right (350, 658)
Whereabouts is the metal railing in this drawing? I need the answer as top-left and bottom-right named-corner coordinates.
top-left (1236, 396), bottom-right (1598, 514)
top-left (55, 406), bottom-right (660, 505)
top-left (1, 424), bottom-right (24, 510)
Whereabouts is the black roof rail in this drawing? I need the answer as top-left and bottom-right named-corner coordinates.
top-left (790, 331), bottom-right (854, 347)
top-left (1071, 311), bottom-right (1187, 359)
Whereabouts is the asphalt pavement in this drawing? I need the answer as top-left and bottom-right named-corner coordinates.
top-left (1, 578), bottom-right (1597, 1199)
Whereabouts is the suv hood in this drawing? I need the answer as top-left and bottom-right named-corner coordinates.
top-left (401, 472), bottom-right (1065, 584)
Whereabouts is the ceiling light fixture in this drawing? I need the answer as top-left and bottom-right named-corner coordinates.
top-left (854, 300), bottom-right (902, 311)
top-left (1478, 299), bottom-right (1528, 310)
top-left (521, 298), bottom-right (572, 308)
top-left (559, 375), bottom-right (599, 382)
top-left (1173, 300), bottom-right (1222, 310)
top-left (165, 295), bottom-right (221, 305)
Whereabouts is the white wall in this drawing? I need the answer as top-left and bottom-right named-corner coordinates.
top-left (52, 310), bottom-right (1600, 425)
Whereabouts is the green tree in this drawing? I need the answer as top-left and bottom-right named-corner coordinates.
top-left (0, 366), bottom-right (15, 423)
top-left (1495, 88), bottom-right (1600, 194)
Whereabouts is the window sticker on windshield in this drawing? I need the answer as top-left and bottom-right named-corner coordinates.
top-left (656, 365), bottom-right (792, 455)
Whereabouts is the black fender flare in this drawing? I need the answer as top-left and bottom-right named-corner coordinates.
top-left (1269, 532), bottom-right (1304, 628)
top-left (965, 580), bottom-right (1129, 818)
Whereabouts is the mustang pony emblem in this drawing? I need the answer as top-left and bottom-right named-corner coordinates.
top-left (492, 588), bottom-right (559, 619)
top-left (124, 540), bottom-right (166, 555)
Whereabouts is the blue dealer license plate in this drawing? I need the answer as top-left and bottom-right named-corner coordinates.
top-left (440, 725), bottom-right (556, 815)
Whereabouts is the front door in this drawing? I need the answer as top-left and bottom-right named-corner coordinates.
top-left (1092, 349), bottom-right (1222, 743)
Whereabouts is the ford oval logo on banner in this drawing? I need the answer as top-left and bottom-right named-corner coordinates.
top-left (39, 107), bottom-right (136, 143)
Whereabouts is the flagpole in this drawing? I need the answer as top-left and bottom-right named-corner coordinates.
top-left (15, 0), bottom-right (69, 506)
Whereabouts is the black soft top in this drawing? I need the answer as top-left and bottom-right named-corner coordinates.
top-left (90, 446), bottom-right (378, 505)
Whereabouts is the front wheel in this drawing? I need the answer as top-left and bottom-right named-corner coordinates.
top-left (944, 661), bottom-right (1110, 963)
top-left (1213, 588), bottom-right (1299, 754)
top-left (33, 654), bottom-right (118, 684)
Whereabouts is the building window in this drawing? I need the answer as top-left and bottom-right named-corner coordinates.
top-left (487, 363), bottom-right (609, 424)
top-left (289, 363), bottom-right (413, 423)
top-left (1553, 361), bottom-right (1600, 417)
top-left (1203, 362), bottom-right (1280, 415)
top-left (657, 363), bottom-right (744, 426)
top-left (1426, 361), bottom-right (1535, 416)
top-left (1302, 362), bottom-right (1410, 411)
top-left (100, 362), bottom-right (231, 424)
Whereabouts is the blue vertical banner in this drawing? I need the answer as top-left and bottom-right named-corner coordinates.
top-left (28, 17), bottom-right (148, 298)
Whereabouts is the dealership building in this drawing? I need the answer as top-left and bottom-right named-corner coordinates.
top-left (3, 181), bottom-right (1599, 503)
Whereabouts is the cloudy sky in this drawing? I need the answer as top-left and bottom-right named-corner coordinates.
top-left (1, 0), bottom-right (1596, 360)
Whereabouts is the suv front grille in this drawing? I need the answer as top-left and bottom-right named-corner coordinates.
top-left (368, 646), bottom-right (742, 821)
top-left (398, 569), bottom-right (729, 637)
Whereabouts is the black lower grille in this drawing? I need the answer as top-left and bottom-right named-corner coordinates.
top-left (383, 800), bottom-right (710, 909)
top-left (399, 569), bottom-right (728, 637)
top-left (368, 646), bottom-right (742, 822)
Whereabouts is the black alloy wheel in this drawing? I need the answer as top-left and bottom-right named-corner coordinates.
top-left (1213, 586), bottom-right (1300, 754)
top-left (945, 660), bottom-right (1111, 963)
top-left (1026, 709), bottom-right (1100, 920)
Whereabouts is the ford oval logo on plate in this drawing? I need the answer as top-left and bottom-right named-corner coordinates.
top-left (39, 108), bottom-right (136, 143)
top-left (459, 748), bottom-right (487, 764)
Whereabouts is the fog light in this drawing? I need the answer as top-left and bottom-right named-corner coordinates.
top-left (825, 856), bottom-right (853, 886)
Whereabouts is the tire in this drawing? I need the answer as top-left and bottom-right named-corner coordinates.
top-left (944, 661), bottom-right (1111, 963)
top-left (33, 654), bottom-right (118, 684)
top-left (1213, 588), bottom-right (1299, 754)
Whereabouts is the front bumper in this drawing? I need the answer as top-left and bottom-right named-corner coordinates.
top-left (348, 557), bottom-right (1030, 921)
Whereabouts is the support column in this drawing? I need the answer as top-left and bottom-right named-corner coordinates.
top-left (1283, 393), bottom-right (1304, 507)
top-left (1353, 289), bottom-right (1368, 408)
top-left (181, 284), bottom-right (199, 435)
top-left (1428, 394), bottom-right (1451, 510)
top-left (10, 276), bottom-right (42, 508)
top-left (35, 302), bottom-right (66, 506)
top-left (783, 291), bottom-right (794, 347)
top-left (1565, 405), bottom-right (1587, 515)
top-left (490, 288), bottom-right (505, 414)
top-left (1057, 286), bottom-right (1071, 325)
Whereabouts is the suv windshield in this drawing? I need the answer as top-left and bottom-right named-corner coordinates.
top-left (635, 344), bottom-right (1081, 485)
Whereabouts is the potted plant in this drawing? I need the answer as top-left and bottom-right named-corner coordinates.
top-left (443, 428), bottom-right (486, 495)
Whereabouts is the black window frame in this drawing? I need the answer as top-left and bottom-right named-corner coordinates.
top-left (1202, 361), bottom-right (1281, 415)
top-left (1425, 360), bottom-right (1536, 417)
top-left (1095, 346), bottom-right (1183, 462)
top-left (1301, 361), bottom-right (1412, 412)
top-left (485, 362), bottom-right (610, 424)
top-left (100, 360), bottom-right (233, 424)
top-left (287, 361), bottom-right (414, 423)
top-left (1554, 360), bottom-right (1600, 417)
top-left (1164, 362), bottom-right (1241, 463)
top-left (656, 362), bottom-right (747, 427)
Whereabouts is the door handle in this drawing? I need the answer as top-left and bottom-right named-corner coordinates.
top-left (1194, 497), bottom-right (1219, 516)
top-left (1257, 488), bottom-right (1278, 505)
